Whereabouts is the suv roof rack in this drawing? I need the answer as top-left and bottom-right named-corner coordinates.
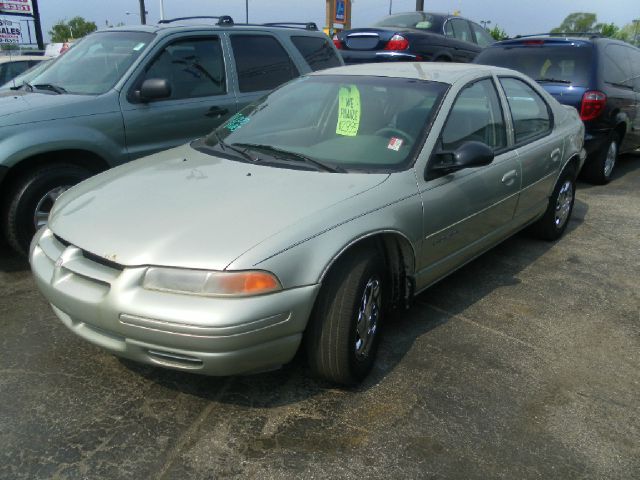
top-left (262, 22), bottom-right (318, 31)
top-left (158, 15), bottom-right (234, 26)
top-left (512, 32), bottom-right (602, 39)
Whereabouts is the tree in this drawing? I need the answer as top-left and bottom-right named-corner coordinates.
top-left (597, 23), bottom-right (620, 38)
top-left (49, 17), bottom-right (97, 42)
top-left (551, 12), bottom-right (598, 33)
top-left (614, 22), bottom-right (640, 46)
top-left (488, 25), bottom-right (508, 41)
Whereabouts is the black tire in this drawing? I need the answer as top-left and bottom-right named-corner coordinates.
top-left (2, 164), bottom-right (91, 255)
top-left (581, 133), bottom-right (619, 185)
top-left (529, 167), bottom-right (576, 241)
top-left (306, 248), bottom-right (385, 386)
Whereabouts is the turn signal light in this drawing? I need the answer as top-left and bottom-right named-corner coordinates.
top-left (384, 34), bottom-right (410, 51)
top-left (333, 35), bottom-right (344, 49)
top-left (580, 90), bottom-right (607, 121)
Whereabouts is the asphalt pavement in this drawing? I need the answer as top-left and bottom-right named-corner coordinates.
top-left (1, 155), bottom-right (638, 479)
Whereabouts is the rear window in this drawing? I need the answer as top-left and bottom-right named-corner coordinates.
top-left (476, 44), bottom-right (594, 87)
top-left (372, 13), bottom-right (437, 31)
top-left (291, 36), bottom-right (341, 71)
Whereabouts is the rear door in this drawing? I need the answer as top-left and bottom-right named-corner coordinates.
top-left (120, 34), bottom-right (237, 160)
top-left (228, 33), bottom-right (300, 110)
top-left (498, 77), bottom-right (562, 220)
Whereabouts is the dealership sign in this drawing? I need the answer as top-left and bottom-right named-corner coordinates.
top-left (0, 0), bottom-right (33, 16)
top-left (0, 18), bottom-right (21, 43)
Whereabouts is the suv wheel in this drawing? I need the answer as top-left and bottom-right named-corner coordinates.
top-left (2, 164), bottom-right (91, 255)
top-left (306, 248), bottom-right (385, 386)
top-left (582, 133), bottom-right (619, 185)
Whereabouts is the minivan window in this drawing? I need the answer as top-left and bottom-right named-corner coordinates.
top-left (230, 35), bottom-right (299, 93)
top-left (603, 44), bottom-right (633, 88)
top-left (500, 77), bottom-right (551, 143)
top-left (476, 44), bottom-right (594, 87)
top-left (32, 31), bottom-right (154, 95)
top-left (291, 36), bottom-right (342, 71)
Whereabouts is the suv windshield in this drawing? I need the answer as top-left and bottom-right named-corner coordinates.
top-left (31, 31), bottom-right (154, 95)
top-left (202, 75), bottom-right (448, 172)
top-left (476, 43), bottom-right (594, 87)
top-left (372, 13), bottom-right (437, 30)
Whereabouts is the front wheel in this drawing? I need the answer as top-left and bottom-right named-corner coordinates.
top-left (2, 164), bottom-right (91, 255)
top-left (529, 167), bottom-right (576, 241)
top-left (306, 248), bottom-right (385, 386)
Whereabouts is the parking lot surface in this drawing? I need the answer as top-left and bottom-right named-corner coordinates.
top-left (1, 156), bottom-right (638, 479)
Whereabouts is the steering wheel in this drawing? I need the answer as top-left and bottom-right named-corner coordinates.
top-left (374, 127), bottom-right (415, 146)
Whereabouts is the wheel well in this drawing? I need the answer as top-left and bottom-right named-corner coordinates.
top-left (322, 232), bottom-right (416, 310)
top-left (434, 55), bottom-right (452, 62)
top-left (0, 150), bottom-right (109, 200)
top-left (565, 154), bottom-right (582, 180)
top-left (614, 123), bottom-right (626, 144)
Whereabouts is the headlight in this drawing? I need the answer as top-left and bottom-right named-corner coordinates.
top-left (143, 267), bottom-right (282, 297)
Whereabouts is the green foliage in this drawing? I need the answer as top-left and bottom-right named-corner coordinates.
top-left (488, 25), bottom-right (508, 41)
top-left (551, 12), bottom-right (598, 33)
top-left (49, 17), bottom-right (97, 42)
top-left (597, 23), bottom-right (619, 38)
top-left (614, 22), bottom-right (640, 45)
top-left (0, 43), bottom-right (19, 51)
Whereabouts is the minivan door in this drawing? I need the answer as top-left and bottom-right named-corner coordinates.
top-left (120, 34), bottom-right (237, 160)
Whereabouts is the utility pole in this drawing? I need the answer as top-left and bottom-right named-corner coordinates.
top-left (416, 0), bottom-right (424, 11)
top-left (246, 0), bottom-right (249, 23)
top-left (389, 0), bottom-right (392, 15)
top-left (159, 0), bottom-right (165, 21)
top-left (31, 0), bottom-right (44, 50)
top-left (139, 0), bottom-right (147, 25)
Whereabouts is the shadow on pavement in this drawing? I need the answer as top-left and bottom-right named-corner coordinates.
top-left (0, 240), bottom-right (28, 273)
top-left (576, 152), bottom-right (640, 191)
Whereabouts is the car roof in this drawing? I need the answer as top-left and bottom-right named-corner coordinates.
top-left (103, 20), bottom-right (325, 36)
top-left (494, 35), bottom-right (596, 46)
top-left (312, 62), bottom-right (517, 85)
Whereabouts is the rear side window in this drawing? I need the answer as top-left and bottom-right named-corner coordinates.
top-left (470, 23), bottom-right (493, 47)
top-left (450, 19), bottom-right (473, 43)
top-left (441, 79), bottom-right (507, 151)
top-left (476, 44), bottom-right (593, 87)
top-left (0, 61), bottom-right (31, 84)
top-left (231, 35), bottom-right (299, 92)
top-left (603, 44), bottom-right (633, 88)
top-left (500, 77), bottom-right (551, 143)
top-left (629, 48), bottom-right (640, 91)
top-left (291, 36), bottom-right (341, 71)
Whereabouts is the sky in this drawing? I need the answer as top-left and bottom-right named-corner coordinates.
top-left (4, 0), bottom-right (640, 43)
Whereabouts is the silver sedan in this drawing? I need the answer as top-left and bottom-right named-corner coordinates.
top-left (30, 63), bottom-right (585, 385)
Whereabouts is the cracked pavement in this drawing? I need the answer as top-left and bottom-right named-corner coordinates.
top-left (1, 155), bottom-right (638, 479)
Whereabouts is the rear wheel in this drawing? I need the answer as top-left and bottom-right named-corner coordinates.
top-left (529, 167), bottom-right (576, 241)
top-left (2, 164), bottom-right (91, 255)
top-left (306, 248), bottom-right (385, 386)
top-left (582, 133), bottom-right (619, 185)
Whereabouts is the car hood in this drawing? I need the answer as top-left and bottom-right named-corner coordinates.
top-left (0, 91), bottom-right (116, 125)
top-left (49, 144), bottom-right (389, 271)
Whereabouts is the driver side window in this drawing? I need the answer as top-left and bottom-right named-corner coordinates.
top-left (441, 79), bottom-right (507, 151)
top-left (142, 37), bottom-right (226, 101)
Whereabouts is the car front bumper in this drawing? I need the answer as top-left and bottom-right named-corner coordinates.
top-left (30, 228), bottom-right (320, 376)
top-left (340, 50), bottom-right (423, 64)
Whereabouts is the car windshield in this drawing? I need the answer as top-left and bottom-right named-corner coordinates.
top-left (372, 12), bottom-right (437, 30)
top-left (30, 31), bottom-right (154, 95)
top-left (202, 75), bottom-right (448, 172)
top-left (476, 43), bottom-right (594, 87)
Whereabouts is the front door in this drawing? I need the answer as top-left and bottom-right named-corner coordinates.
top-left (120, 35), bottom-right (237, 160)
top-left (415, 77), bottom-right (521, 290)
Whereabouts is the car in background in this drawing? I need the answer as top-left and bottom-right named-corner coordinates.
top-left (0, 55), bottom-right (50, 86)
top-left (334, 11), bottom-right (494, 64)
top-left (31, 63), bottom-right (585, 386)
top-left (0, 16), bottom-right (342, 255)
top-left (474, 35), bottom-right (640, 184)
top-left (0, 58), bottom-right (52, 91)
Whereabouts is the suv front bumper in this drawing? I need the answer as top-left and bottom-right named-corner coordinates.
top-left (30, 228), bottom-right (320, 376)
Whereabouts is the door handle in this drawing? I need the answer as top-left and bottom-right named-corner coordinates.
top-left (550, 148), bottom-right (561, 162)
top-left (205, 106), bottom-right (229, 118)
top-left (501, 170), bottom-right (518, 186)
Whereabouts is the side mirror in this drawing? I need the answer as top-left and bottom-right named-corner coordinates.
top-left (137, 78), bottom-right (171, 102)
top-left (427, 141), bottom-right (495, 177)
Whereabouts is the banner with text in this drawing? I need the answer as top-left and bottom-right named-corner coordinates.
top-left (0, 18), bottom-right (21, 43)
top-left (0, 0), bottom-right (33, 16)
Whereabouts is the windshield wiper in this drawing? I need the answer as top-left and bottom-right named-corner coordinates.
top-left (33, 83), bottom-right (67, 94)
top-left (233, 143), bottom-right (345, 173)
top-left (211, 132), bottom-right (256, 163)
top-left (535, 78), bottom-right (571, 84)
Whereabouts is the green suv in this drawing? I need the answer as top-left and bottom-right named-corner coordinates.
top-left (0, 16), bottom-right (342, 254)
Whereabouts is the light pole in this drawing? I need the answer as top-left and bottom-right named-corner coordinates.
top-left (416, 0), bottom-right (424, 11)
top-left (480, 20), bottom-right (491, 30)
top-left (246, 0), bottom-right (249, 23)
top-left (389, 0), bottom-right (392, 15)
top-left (159, 0), bottom-right (165, 21)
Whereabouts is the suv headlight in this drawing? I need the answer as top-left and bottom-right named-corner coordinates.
top-left (143, 267), bottom-right (282, 297)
